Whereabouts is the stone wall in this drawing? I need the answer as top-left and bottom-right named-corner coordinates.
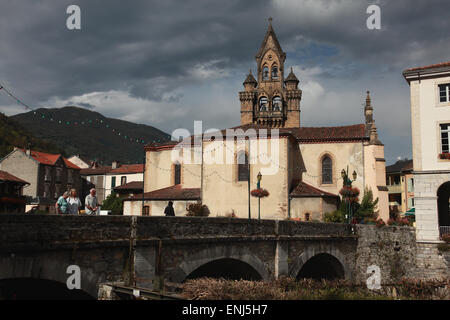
top-left (0, 215), bottom-right (448, 299)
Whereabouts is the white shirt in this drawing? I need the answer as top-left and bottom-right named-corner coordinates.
top-left (67, 197), bottom-right (82, 215)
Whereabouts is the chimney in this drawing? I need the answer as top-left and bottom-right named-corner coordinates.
top-left (25, 143), bottom-right (31, 156)
top-left (112, 160), bottom-right (120, 169)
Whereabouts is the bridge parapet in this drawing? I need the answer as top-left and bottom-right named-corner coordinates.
top-left (0, 214), bottom-right (355, 252)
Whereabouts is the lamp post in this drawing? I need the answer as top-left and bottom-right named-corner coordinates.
top-left (257, 172), bottom-right (262, 221)
top-left (341, 166), bottom-right (357, 224)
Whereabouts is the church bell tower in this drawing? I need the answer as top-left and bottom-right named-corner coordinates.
top-left (239, 18), bottom-right (302, 128)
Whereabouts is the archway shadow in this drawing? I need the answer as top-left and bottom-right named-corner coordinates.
top-left (184, 258), bottom-right (262, 281)
top-left (0, 278), bottom-right (95, 300)
top-left (297, 253), bottom-right (345, 281)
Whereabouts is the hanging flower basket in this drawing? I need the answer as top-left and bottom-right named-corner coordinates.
top-left (251, 188), bottom-right (269, 198)
top-left (339, 186), bottom-right (360, 203)
top-left (439, 153), bottom-right (450, 160)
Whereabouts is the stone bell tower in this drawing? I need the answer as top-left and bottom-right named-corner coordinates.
top-left (239, 18), bottom-right (302, 128)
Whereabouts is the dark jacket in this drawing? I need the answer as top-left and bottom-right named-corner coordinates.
top-left (164, 205), bottom-right (175, 216)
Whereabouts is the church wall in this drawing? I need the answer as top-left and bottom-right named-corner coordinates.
top-left (290, 197), bottom-right (338, 221)
top-left (299, 142), bottom-right (365, 196)
top-left (123, 199), bottom-right (197, 216)
top-left (364, 144), bottom-right (389, 221)
top-left (201, 137), bottom-right (290, 219)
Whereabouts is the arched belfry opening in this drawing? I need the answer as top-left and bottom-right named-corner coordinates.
top-left (437, 182), bottom-right (450, 236)
top-left (297, 253), bottom-right (345, 281)
top-left (184, 258), bottom-right (263, 281)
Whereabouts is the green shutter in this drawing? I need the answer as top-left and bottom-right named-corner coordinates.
top-left (111, 177), bottom-right (116, 188)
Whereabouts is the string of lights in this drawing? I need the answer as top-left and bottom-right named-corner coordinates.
top-left (0, 83), bottom-right (167, 145)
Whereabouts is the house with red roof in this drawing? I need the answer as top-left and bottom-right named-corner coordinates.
top-left (0, 147), bottom-right (81, 212)
top-left (80, 160), bottom-right (144, 204)
top-left (0, 170), bottom-right (30, 213)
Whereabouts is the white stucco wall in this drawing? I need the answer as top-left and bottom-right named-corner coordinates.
top-left (410, 75), bottom-right (450, 171)
top-left (105, 172), bottom-right (143, 198)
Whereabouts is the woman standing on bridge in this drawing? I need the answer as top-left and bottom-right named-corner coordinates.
top-left (67, 188), bottom-right (82, 215)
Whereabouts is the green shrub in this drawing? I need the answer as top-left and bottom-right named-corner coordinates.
top-left (101, 192), bottom-right (123, 215)
top-left (324, 210), bottom-right (346, 223)
top-left (186, 202), bottom-right (210, 217)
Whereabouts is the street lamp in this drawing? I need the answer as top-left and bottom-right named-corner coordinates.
top-left (341, 166), bottom-right (358, 224)
top-left (257, 172), bottom-right (262, 221)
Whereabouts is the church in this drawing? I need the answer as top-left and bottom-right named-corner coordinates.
top-left (123, 20), bottom-right (389, 221)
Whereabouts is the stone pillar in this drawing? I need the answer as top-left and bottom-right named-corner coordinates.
top-left (274, 240), bottom-right (289, 279)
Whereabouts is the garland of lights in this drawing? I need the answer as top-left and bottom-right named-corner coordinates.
top-left (0, 83), bottom-right (167, 145)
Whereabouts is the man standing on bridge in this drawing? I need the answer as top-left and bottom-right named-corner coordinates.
top-left (164, 201), bottom-right (175, 216)
top-left (85, 188), bottom-right (99, 215)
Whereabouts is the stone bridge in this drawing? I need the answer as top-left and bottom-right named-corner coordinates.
top-left (0, 215), bottom-right (443, 299)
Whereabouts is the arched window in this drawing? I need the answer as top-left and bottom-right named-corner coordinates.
top-left (262, 66), bottom-right (269, 81)
top-left (237, 152), bottom-right (249, 182)
top-left (322, 156), bottom-right (333, 185)
top-left (271, 66), bottom-right (278, 79)
top-left (273, 96), bottom-right (282, 112)
top-left (259, 97), bottom-right (268, 111)
top-left (174, 162), bottom-right (181, 185)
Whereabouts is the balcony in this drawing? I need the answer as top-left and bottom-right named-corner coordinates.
top-left (387, 184), bottom-right (403, 194)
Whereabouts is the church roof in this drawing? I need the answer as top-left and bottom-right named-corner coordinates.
top-left (288, 124), bottom-right (368, 143)
top-left (256, 19), bottom-right (286, 59)
top-left (289, 181), bottom-right (339, 198)
top-left (285, 68), bottom-right (299, 83)
top-left (144, 123), bottom-right (369, 151)
top-left (125, 185), bottom-right (201, 201)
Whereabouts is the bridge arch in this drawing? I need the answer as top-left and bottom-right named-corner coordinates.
top-left (0, 278), bottom-right (94, 300)
top-left (290, 244), bottom-right (351, 281)
top-left (169, 245), bottom-right (270, 282)
top-left (0, 254), bottom-right (102, 298)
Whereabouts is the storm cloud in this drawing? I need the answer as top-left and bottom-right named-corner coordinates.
top-left (0, 0), bottom-right (448, 163)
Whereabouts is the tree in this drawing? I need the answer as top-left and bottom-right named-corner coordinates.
top-left (101, 192), bottom-right (123, 215)
top-left (354, 188), bottom-right (379, 221)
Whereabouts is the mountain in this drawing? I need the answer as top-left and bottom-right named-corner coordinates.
top-left (0, 112), bottom-right (64, 159)
top-left (11, 106), bottom-right (171, 164)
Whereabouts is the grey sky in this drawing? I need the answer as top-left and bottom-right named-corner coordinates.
top-left (0, 0), bottom-right (449, 164)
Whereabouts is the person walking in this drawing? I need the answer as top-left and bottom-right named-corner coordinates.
top-left (55, 191), bottom-right (70, 214)
top-left (164, 201), bottom-right (175, 216)
top-left (85, 188), bottom-right (99, 215)
top-left (67, 188), bottom-right (82, 215)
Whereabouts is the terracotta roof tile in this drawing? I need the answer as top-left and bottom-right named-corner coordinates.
top-left (127, 185), bottom-right (201, 201)
top-left (80, 166), bottom-right (112, 175)
top-left (290, 181), bottom-right (339, 198)
top-left (114, 181), bottom-right (143, 191)
top-left (18, 149), bottom-right (80, 169)
top-left (404, 61), bottom-right (450, 73)
top-left (109, 164), bottom-right (144, 174)
top-left (0, 170), bottom-right (29, 185)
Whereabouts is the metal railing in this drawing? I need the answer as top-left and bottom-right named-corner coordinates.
top-left (440, 226), bottom-right (450, 238)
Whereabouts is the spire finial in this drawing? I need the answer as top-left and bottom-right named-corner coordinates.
top-left (268, 17), bottom-right (273, 25)
top-left (366, 90), bottom-right (372, 107)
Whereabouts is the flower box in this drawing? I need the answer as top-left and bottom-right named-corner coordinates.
top-left (439, 153), bottom-right (450, 160)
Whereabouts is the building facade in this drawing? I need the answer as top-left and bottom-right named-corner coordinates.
top-left (0, 170), bottom-right (29, 213)
top-left (403, 62), bottom-right (450, 242)
top-left (386, 159), bottom-right (414, 217)
top-left (124, 21), bottom-right (389, 221)
top-left (0, 148), bottom-right (81, 213)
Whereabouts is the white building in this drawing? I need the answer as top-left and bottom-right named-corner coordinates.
top-left (104, 163), bottom-right (144, 199)
top-left (403, 61), bottom-right (450, 243)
